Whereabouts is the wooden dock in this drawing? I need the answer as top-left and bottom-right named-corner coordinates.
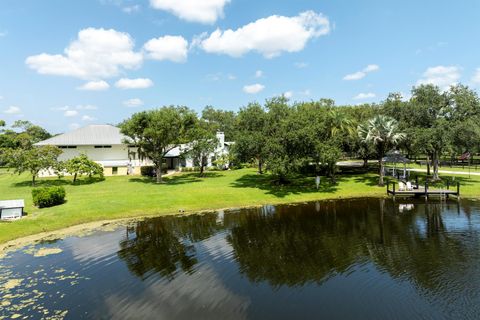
top-left (387, 180), bottom-right (460, 199)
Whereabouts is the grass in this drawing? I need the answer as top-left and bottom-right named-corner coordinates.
top-left (1, 167), bottom-right (480, 244)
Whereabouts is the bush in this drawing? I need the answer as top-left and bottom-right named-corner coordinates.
top-left (141, 166), bottom-right (155, 177)
top-left (32, 186), bottom-right (66, 208)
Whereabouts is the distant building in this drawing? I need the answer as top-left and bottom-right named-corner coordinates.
top-left (34, 124), bottom-right (232, 176)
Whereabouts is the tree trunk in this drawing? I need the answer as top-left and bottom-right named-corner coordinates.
top-left (426, 154), bottom-right (431, 176)
top-left (432, 152), bottom-right (440, 181)
top-left (378, 156), bottom-right (385, 186)
top-left (258, 158), bottom-right (263, 174)
top-left (73, 172), bottom-right (77, 183)
top-left (363, 158), bottom-right (368, 168)
top-left (32, 175), bottom-right (36, 187)
top-left (155, 159), bottom-right (163, 183)
top-left (200, 157), bottom-right (205, 176)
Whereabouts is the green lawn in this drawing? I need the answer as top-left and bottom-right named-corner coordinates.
top-left (1, 167), bottom-right (480, 244)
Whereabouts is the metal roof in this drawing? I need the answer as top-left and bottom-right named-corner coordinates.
top-left (35, 125), bottom-right (129, 146)
top-left (0, 199), bottom-right (25, 208)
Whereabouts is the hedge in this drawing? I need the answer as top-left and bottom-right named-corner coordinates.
top-left (32, 186), bottom-right (66, 208)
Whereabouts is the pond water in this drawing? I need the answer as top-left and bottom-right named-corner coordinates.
top-left (1, 198), bottom-right (480, 319)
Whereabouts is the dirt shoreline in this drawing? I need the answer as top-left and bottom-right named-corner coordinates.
top-left (3, 194), bottom-right (466, 257)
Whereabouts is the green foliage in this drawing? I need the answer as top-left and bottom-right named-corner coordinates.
top-left (64, 154), bottom-right (104, 183)
top-left (32, 186), bottom-right (66, 208)
top-left (358, 115), bottom-right (405, 185)
top-left (201, 106), bottom-right (237, 141)
top-left (184, 119), bottom-right (218, 175)
top-left (120, 106), bottom-right (196, 183)
top-left (3, 145), bottom-right (62, 186)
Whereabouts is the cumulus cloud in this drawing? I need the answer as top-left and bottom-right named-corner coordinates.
top-left (115, 78), bottom-right (153, 89)
top-left (64, 110), bottom-right (79, 117)
top-left (3, 106), bottom-right (21, 114)
top-left (198, 11), bottom-right (330, 58)
top-left (243, 83), bottom-right (265, 94)
top-left (150, 0), bottom-right (230, 24)
top-left (353, 92), bottom-right (376, 100)
top-left (123, 98), bottom-right (144, 107)
top-left (295, 62), bottom-right (308, 69)
top-left (77, 80), bottom-right (110, 91)
top-left (82, 115), bottom-right (97, 121)
top-left (143, 35), bottom-right (188, 62)
top-left (416, 65), bottom-right (460, 90)
top-left (123, 5), bottom-right (140, 13)
top-left (471, 68), bottom-right (480, 84)
top-left (343, 64), bottom-right (379, 81)
top-left (76, 104), bottom-right (97, 110)
top-left (283, 91), bottom-right (293, 98)
top-left (255, 70), bottom-right (263, 78)
top-left (25, 28), bottom-right (143, 80)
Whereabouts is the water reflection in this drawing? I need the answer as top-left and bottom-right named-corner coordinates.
top-left (2, 198), bottom-right (480, 319)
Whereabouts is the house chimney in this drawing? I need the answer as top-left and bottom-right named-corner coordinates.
top-left (216, 132), bottom-right (225, 149)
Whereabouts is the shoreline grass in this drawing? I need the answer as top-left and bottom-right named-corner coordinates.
top-left (1, 167), bottom-right (480, 244)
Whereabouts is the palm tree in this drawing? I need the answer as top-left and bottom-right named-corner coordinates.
top-left (327, 109), bottom-right (355, 138)
top-left (358, 115), bottom-right (405, 186)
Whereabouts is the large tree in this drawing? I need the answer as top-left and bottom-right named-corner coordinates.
top-left (184, 119), bottom-right (218, 175)
top-left (3, 145), bottom-right (62, 186)
top-left (120, 106), bottom-right (196, 183)
top-left (358, 115), bottom-right (405, 186)
top-left (233, 102), bottom-right (268, 174)
top-left (201, 106), bottom-right (237, 141)
top-left (64, 154), bottom-right (104, 183)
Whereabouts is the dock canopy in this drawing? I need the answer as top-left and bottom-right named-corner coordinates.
top-left (382, 150), bottom-right (410, 179)
top-left (0, 199), bottom-right (25, 220)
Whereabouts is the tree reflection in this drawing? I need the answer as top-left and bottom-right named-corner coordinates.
top-left (117, 213), bottom-right (221, 280)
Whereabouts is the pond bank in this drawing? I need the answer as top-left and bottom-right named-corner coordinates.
top-left (1, 168), bottom-right (479, 246)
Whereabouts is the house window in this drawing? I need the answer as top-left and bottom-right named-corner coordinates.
top-left (59, 146), bottom-right (77, 149)
top-left (112, 167), bottom-right (118, 175)
top-left (94, 145), bottom-right (112, 148)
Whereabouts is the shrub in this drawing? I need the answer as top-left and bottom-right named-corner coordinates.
top-left (141, 166), bottom-right (155, 177)
top-left (32, 186), bottom-right (66, 208)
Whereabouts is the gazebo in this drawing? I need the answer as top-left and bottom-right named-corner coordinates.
top-left (382, 150), bottom-right (410, 180)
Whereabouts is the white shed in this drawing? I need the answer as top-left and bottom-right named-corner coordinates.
top-left (0, 200), bottom-right (24, 220)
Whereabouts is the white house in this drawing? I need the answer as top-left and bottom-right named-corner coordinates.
top-left (35, 124), bottom-right (232, 176)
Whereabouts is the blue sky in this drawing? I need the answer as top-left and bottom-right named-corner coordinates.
top-left (1, 0), bottom-right (480, 133)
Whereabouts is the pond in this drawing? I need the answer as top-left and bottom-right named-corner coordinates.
top-left (1, 198), bottom-right (480, 319)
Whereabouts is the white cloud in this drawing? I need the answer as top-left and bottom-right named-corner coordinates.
top-left (76, 104), bottom-right (97, 110)
top-left (353, 92), bottom-right (376, 100)
top-left (199, 11), bottom-right (330, 58)
top-left (0, 31), bottom-right (7, 37)
top-left (343, 64), bottom-right (379, 81)
top-left (25, 28), bottom-right (143, 80)
top-left (416, 65), bottom-right (460, 90)
top-left (82, 115), bottom-right (97, 121)
top-left (77, 80), bottom-right (110, 91)
top-left (3, 106), bottom-right (21, 114)
top-left (283, 91), bottom-right (293, 98)
top-left (69, 123), bottom-right (81, 130)
top-left (143, 36), bottom-right (188, 62)
top-left (150, 0), bottom-right (230, 24)
top-left (115, 78), bottom-right (153, 89)
top-left (123, 5), bottom-right (140, 13)
top-left (299, 89), bottom-right (311, 96)
top-left (227, 74), bottom-right (236, 80)
top-left (471, 68), bottom-right (480, 84)
top-left (294, 62), bottom-right (308, 69)
top-left (123, 98), bottom-right (144, 107)
top-left (255, 70), bottom-right (263, 78)
top-left (64, 110), bottom-right (79, 117)
top-left (243, 83), bottom-right (265, 94)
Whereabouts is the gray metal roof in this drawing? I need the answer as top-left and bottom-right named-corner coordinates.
top-left (0, 199), bottom-right (24, 208)
top-left (35, 125), bottom-right (129, 146)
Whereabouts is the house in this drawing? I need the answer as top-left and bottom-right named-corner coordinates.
top-left (34, 124), bottom-right (232, 176)
top-left (0, 199), bottom-right (24, 220)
